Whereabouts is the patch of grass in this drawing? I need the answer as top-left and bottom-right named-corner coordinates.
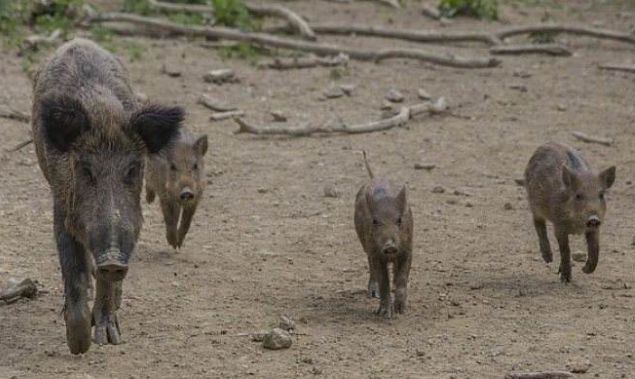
top-left (438, 0), bottom-right (498, 20)
top-left (167, 12), bottom-right (206, 25)
top-left (329, 66), bottom-right (351, 81)
top-left (212, 0), bottom-right (254, 30)
top-left (218, 41), bottom-right (266, 64)
top-left (123, 0), bottom-right (153, 15)
top-left (0, 1), bottom-right (30, 48)
top-left (32, 0), bottom-right (84, 36)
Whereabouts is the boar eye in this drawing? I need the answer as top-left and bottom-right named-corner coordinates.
top-left (193, 163), bottom-right (198, 171)
top-left (372, 219), bottom-right (380, 226)
top-left (79, 163), bottom-right (95, 184)
top-left (125, 163), bottom-right (140, 183)
top-left (396, 217), bottom-right (402, 226)
top-left (599, 192), bottom-right (605, 200)
top-left (170, 163), bottom-right (177, 171)
top-left (575, 193), bottom-right (583, 201)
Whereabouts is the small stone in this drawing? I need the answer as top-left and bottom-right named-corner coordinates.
top-left (257, 188), bottom-right (269, 194)
top-left (414, 163), bottom-right (436, 170)
top-left (322, 85), bottom-right (345, 99)
top-left (513, 70), bottom-right (532, 78)
top-left (567, 358), bottom-right (591, 373)
top-left (469, 283), bottom-right (483, 290)
top-left (270, 110), bottom-right (287, 122)
top-left (416, 349), bottom-right (425, 357)
top-left (465, 202), bottom-right (473, 208)
top-left (503, 202), bottom-right (513, 210)
top-left (557, 104), bottom-right (568, 112)
top-left (263, 328), bottom-right (292, 350)
top-left (417, 88), bottom-right (432, 100)
top-left (432, 186), bottom-right (445, 194)
top-left (311, 367), bottom-right (323, 375)
top-left (323, 185), bottom-right (340, 198)
top-left (203, 69), bottom-right (237, 84)
top-left (279, 315), bottom-right (295, 331)
top-left (135, 91), bottom-right (148, 103)
top-left (161, 64), bottom-right (181, 78)
top-left (339, 84), bottom-right (356, 96)
top-left (385, 89), bottom-right (404, 103)
top-left (446, 199), bottom-right (457, 205)
top-left (572, 251), bottom-right (586, 262)
top-left (509, 84), bottom-right (528, 92)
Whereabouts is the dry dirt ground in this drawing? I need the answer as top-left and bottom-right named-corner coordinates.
top-left (1, 1), bottom-right (634, 378)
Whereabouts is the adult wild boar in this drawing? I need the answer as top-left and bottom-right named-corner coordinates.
top-left (32, 38), bottom-right (183, 354)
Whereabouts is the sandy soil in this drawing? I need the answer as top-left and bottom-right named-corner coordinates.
top-left (1, 1), bottom-right (634, 378)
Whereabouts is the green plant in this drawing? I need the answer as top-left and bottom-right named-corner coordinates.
top-left (438, 0), bottom-right (498, 20)
top-left (0, 0), bottom-right (29, 48)
top-left (212, 0), bottom-right (253, 30)
top-left (218, 41), bottom-right (265, 64)
top-left (123, 0), bottom-right (153, 15)
top-left (167, 12), bottom-right (206, 25)
top-left (32, 0), bottom-right (84, 36)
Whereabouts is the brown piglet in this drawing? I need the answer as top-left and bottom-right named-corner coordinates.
top-left (146, 128), bottom-right (208, 249)
top-left (524, 143), bottom-right (615, 282)
top-left (354, 152), bottom-right (413, 318)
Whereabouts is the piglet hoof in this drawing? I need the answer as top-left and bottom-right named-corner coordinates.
top-left (166, 231), bottom-right (178, 249)
top-left (65, 303), bottom-right (92, 354)
top-left (375, 303), bottom-right (393, 319)
top-left (94, 312), bottom-right (121, 346)
top-left (581, 263), bottom-right (596, 274)
top-left (367, 281), bottom-right (379, 299)
top-left (394, 299), bottom-right (406, 314)
top-left (558, 265), bottom-right (571, 283)
top-left (541, 249), bottom-right (553, 263)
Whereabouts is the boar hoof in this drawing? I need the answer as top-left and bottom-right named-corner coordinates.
top-left (65, 303), bottom-right (92, 354)
top-left (582, 263), bottom-right (596, 274)
top-left (367, 281), bottom-right (379, 299)
top-left (94, 312), bottom-right (121, 345)
top-left (376, 303), bottom-right (394, 319)
top-left (146, 189), bottom-right (156, 204)
top-left (558, 265), bottom-right (571, 283)
top-left (394, 299), bottom-right (406, 314)
top-left (166, 231), bottom-right (178, 249)
top-left (541, 249), bottom-right (553, 263)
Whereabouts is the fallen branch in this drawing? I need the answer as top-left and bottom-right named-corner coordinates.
top-left (197, 94), bottom-right (237, 112)
top-left (7, 139), bottom-right (34, 152)
top-left (234, 98), bottom-right (447, 137)
top-left (495, 24), bottom-right (635, 46)
top-left (258, 53), bottom-right (349, 69)
top-left (147, 0), bottom-right (316, 40)
top-left (369, 0), bottom-right (400, 8)
top-left (210, 110), bottom-right (245, 121)
top-left (0, 106), bottom-right (31, 123)
top-left (504, 371), bottom-right (573, 379)
top-left (490, 43), bottom-right (572, 56)
top-left (22, 28), bottom-right (62, 50)
top-left (0, 278), bottom-right (38, 304)
top-left (571, 131), bottom-right (613, 146)
top-left (598, 63), bottom-right (635, 73)
top-left (89, 13), bottom-right (499, 69)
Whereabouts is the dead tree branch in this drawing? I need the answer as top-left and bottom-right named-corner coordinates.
top-left (0, 106), bottom-right (31, 123)
top-left (7, 139), bottom-right (34, 152)
top-left (504, 372), bottom-right (573, 379)
top-left (0, 278), bottom-right (38, 304)
top-left (234, 98), bottom-right (447, 137)
top-left (198, 94), bottom-right (237, 112)
top-left (571, 131), bottom-right (613, 146)
top-left (89, 13), bottom-right (499, 69)
top-left (258, 53), bottom-right (349, 69)
top-left (147, 0), bottom-right (316, 40)
top-left (210, 110), bottom-right (245, 121)
top-left (495, 24), bottom-right (635, 46)
top-left (490, 43), bottom-right (573, 56)
top-left (598, 63), bottom-right (635, 73)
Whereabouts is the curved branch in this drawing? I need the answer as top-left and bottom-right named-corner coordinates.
top-left (496, 24), bottom-right (635, 46)
top-left (490, 43), bottom-right (572, 56)
top-left (89, 13), bottom-right (499, 69)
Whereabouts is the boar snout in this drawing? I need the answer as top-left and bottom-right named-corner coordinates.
top-left (179, 186), bottom-right (195, 201)
top-left (382, 240), bottom-right (399, 256)
top-left (96, 248), bottom-right (129, 281)
top-left (586, 215), bottom-right (601, 228)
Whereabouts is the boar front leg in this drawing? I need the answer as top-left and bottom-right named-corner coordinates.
top-left (160, 198), bottom-right (180, 249)
top-left (533, 217), bottom-right (552, 263)
top-left (55, 202), bottom-right (92, 354)
top-left (145, 184), bottom-right (156, 204)
top-left (366, 253), bottom-right (380, 299)
top-left (177, 201), bottom-right (198, 248)
top-left (555, 228), bottom-right (572, 283)
top-left (375, 260), bottom-right (393, 319)
top-left (393, 253), bottom-right (411, 314)
top-left (93, 279), bottom-right (122, 345)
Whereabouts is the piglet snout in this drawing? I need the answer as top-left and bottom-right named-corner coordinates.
top-left (382, 241), bottom-right (398, 256)
top-left (180, 187), bottom-right (195, 201)
top-left (586, 215), bottom-right (601, 228)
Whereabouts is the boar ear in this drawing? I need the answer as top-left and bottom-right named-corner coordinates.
top-left (396, 186), bottom-right (407, 215)
top-left (131, 105), bottom-right (184, 154)
top-left (194, 134), bottom-right (208, 157)
top-left (599, 166), bottom-right (616, 189)
top-left (40, 95), bottom-right (90, 153)
top-left (561, 165), bottom-right (578, 188)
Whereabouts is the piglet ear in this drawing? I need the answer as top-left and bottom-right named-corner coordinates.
top-left (396, 186), bottom-right (407, 215)
top-left (131, 105), bottom-right (184, 154)
top-left (40, 95), bottom-right (90, 153)
top-left (561, 165), bottom-right (578, 188)
top-left (194, 134), bottom-right (208, 157)
top-left (599, 166), bottom-right (616, 189)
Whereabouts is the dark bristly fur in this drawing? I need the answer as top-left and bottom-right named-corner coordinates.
top-left (32, 38), bottom-right (183, 354)
top-left (524, 143), bottom-right (616, 283)
top-left (145, 128), bottom-right (208, 249)
top-left (354, 151), bottom-right (413, 319)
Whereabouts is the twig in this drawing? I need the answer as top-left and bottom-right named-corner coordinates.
top-left (0, 278), bottom-right (38, 304)
top-left (598, 63), bottom-right (635, 73)
top-left (258, 53), bottom-right (349, 69)
top-left (495, 24), bottom-right (635, 46)
top-left (369, 0), bottom-right (400, 8)
top-left (89, 13), bottom-right (499, 69)
top-left (571, 131), bottom-right (613, 146)
top-left (147, 0), bottom-right (316, 40)
top-left (0, 106), bottom-right (31, 123)
top-left (197, 94), bottom-right (237, 112)
top-left (7, 139), bottom-right (34, 152)
top-left (490, 43), bottom-right (572, 56)
top-left (210, 110), bottom-right (245, 121)
top-left (234, 98), bottom-right (447, 137)
top-left (504, 372), bottom-right (573, 379)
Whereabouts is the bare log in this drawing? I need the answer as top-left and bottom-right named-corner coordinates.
top-left (89, 13), bottom-right (499, 69)
top-left (210, 110), bottom-right (246, 121)
top-left (234, 98), bottom-right (447, 137)
top-left (571, 131), bottom-right (613, 146)
top-left (598, 63), bottom-right (635, 73)
top-left (258, 53), bottom-right (349, 69)
top-left (7, 139), bottom-right (34, 152)
top-left (504, 371), bottom-right (573, 379)
top-left (0, 106), bottom-right (31, 123)
top-left (147, 0), bottom-right (316, 40)
top-left (490, 43), bottom-right (572, 56)
top-left (0, 278), bottom-right (38, 303)
top-left (198, 94), bottom-right (237, 112)
top-left (496, 24), bottom-right (635, 46)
